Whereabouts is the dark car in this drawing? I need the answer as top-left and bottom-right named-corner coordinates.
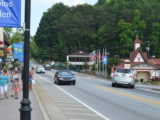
top-left (44, 64), bottom-right (51, 70)
top-left (54, 70), bottom-right (76, 85)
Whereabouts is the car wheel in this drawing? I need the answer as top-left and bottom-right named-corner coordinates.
top-left (54, 80), bottom-right (56, 84)
top-left (130, 85), bottom-right (135, 89)
top-left (112, 83), bottom-right (115, 87)
top-left (73, 81), bottom-right (76, 85)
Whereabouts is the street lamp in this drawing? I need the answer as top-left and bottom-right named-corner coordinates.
top-left (19, 0), bottom-right (32, 120)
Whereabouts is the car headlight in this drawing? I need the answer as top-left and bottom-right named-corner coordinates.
top-left (71, 78), bottom-right (76, 80)
top-left (59, 78), bottom-right (64, 80)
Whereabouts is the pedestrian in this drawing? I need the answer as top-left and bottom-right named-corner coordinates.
top-left (0, 69), bottom-right (10, 99)
top-left (13, 78), bottom-right (20, 99)
top-left (29, 67), bottom-right (35, 91)
top-left (11, 70), bottom-right (19, 97)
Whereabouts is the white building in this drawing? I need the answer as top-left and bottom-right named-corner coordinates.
top-left (116, 37), bottom-right (160, 82)
top-left (67, 50), bottom-right (95, 69)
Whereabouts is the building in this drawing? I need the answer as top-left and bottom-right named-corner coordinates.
top-left (116, 37), bottom-right (160, 82)
top-left (0, 27), bottom-right (10, 64)
top-left (67, 50), bottom-right (95, 70)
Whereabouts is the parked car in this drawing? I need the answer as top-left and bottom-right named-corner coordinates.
top-left (54, 70), bottom-right (76, 85)
top-left (44, 64), bottom-right (51, 70)
top-left (112, 68), bottom-right (135, 88)
top-left (36, 66), bottom-right (45, 73)
top-left (52, 62), bottom-right (67, 70)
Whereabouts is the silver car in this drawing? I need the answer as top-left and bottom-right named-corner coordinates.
top-left (112, 68), bottom-right (135, 88)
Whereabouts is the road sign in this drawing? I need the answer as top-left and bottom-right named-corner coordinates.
top-left (102, 56), bottom-right (108, 64)
top-left (0, 0), bottom-right (21, 27)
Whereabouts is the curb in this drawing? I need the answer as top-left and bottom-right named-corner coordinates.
top-left (33, 85), bottom-right (50, 120)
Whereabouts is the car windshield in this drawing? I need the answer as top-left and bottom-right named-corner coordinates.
top-left (59, 71), bottom-right (72, 76)
top-left (116, 68), bottom-right (131, 74)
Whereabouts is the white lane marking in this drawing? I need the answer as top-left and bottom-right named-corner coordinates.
top-left (66, 113), bottom-right (97, 116)
top-left (58, 104), bottom-right (82, 107)
top-left (45, 79), bottom-right (110, 120)
top-left (61, 108), bottom-right (88, 111)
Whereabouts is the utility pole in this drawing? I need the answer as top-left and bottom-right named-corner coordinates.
top-left (19, 0), bottom-right (32, 120)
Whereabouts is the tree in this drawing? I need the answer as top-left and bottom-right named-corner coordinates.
top-left (118, 20), bottom-right (134, 58)
top-left (10, 28), bottom-right (23, 44)
top-left (132, 10), bottom-right (146, 41)
top-left (150, 22), bottom-right (160, 57)
top-left (4, 28), bottom-right (13, 40)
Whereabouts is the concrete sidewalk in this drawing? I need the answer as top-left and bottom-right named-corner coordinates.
top-left (0, 85), bottom-right (44, 120)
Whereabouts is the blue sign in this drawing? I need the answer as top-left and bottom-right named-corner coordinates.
top-left (12, 43), bottom-right (23, 62)
top-left (102, 56), bottom-right (108, 64)
top-left (0, 0), bottom-right (21, 27)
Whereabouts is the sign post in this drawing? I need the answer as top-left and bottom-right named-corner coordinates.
top-left (19, 0), bottom-right (32, 119)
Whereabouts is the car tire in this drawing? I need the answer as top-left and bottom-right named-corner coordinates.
top-left (73, 81), bottom-right (76, 85)
top-left (112, 83), bottom-right (115, 87)
top-left (130, 85), bottom-right (135, 89)
top-left (54, 80), bottom-right (56, 84)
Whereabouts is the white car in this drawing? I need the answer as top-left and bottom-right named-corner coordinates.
top-left (112, 68), bottom-right (135, 88)
top-left (36, 66), bottom-right (45, 73)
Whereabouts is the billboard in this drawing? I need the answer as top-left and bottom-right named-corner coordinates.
top-left (0, 0), bottom-right (21, 27)
top-left (12, 43), bottom-right (23, 62)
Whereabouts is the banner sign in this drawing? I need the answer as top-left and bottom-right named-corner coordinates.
top-left (0, 0), bottom-right (21, 27)
top-left (12, 43), bottom-right (23, 62)
top-left (102, 56), bottom-right (108, 65)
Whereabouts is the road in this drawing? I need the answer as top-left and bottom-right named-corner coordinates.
top-left (32, 62), bottom-right (160, 120)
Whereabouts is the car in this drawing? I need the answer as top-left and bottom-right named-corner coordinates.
top-left (112, 68), bottom-right (135, 88)
top-left (44, 64), bottom-right (51, 70)
top-left (36, 66), bottom-right (45, 73)
top-left (54, 70), bottom-right (76, 85)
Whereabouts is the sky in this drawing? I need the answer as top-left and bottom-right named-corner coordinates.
top-left (21, 0), bottom-right (98, 36)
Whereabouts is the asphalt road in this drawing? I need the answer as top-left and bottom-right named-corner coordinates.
top-left (32, 62), bottom-right (160, 120)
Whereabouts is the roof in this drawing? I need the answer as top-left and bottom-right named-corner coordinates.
top-left (129, 48), bottom-right (148, 63)
top-left (148, 59), bottom-right (160, 67)
top-left (134, 37), bottom-right (142, 44)
top-left (69, 50), bottom-right (89, 55)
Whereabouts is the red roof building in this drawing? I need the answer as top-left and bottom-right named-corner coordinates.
top-left (116, 37), bottom-right (160, 82)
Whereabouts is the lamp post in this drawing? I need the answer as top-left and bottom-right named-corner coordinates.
top-left (19, 0), bottom-right (32, 120)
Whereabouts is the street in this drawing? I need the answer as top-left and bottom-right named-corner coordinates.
top-left (32, 61), bottom-right (160, 120)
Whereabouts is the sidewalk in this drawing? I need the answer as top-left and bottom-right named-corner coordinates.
top-left (0, 85), bottom-right (44, 120)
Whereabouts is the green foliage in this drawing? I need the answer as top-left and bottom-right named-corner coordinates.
top-left (4, 28), bottom-right (13, 40)
top-left (83, 62), bottom-right (89, 71)
top-left (10, 28), bottom-right (23, 44)
top-left (118, 20), bottom-right (134, 58)
top-left (34, 0), bottom-right (160, 61)
top-left (107, 58), bottom-right (120, 74)
top-left (150, 22), bottom-right (160, 57)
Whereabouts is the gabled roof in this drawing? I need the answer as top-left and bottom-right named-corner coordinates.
top-left (148, 59), bottom-right (160, 68)
top-left (134, 37), bottom-right (142, 44)
top-left (129, 48), bottom-right (148, 63)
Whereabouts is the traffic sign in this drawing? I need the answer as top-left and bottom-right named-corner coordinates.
top-left (102, 56), bottom-right (108, 64)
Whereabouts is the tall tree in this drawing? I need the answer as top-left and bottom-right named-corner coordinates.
top-left (150, 22), bottom-right (160, 57)
top-left (118, 20), bottom-right (134, 58)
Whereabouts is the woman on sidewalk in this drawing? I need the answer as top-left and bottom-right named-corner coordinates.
top-left (29, 67), bottom-right (35, 91)
top-left (13, 78), bottom-right (20, 99)
top-left (0, 70), bottom-right (10, 99)
top-left (11, 70), bottom-right (20, 97)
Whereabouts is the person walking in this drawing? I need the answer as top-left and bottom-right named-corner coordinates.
top-left (11, 70), bottom-right (19, 97)
top-left (0, 69), bottom-right (10, 99)
top-left (13, 78), bottom-right (20, 99)
top-left (29, 67), bottom-right (35, 91)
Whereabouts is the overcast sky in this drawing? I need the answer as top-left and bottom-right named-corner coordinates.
top-left (21, 0), bottom-right (97, 36)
